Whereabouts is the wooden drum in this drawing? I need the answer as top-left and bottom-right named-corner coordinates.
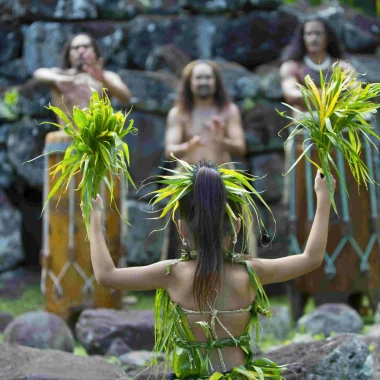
top-left (41, 131), bottom-right (124, 323)
top-left (287, 130), bottom-right (380, 319)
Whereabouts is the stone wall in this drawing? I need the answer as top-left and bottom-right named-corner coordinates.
top-left (0, 1), bottom-right (379, 280)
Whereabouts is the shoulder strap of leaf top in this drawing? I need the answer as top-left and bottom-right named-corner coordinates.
top-left (242, 261), bottom-right (272, 318)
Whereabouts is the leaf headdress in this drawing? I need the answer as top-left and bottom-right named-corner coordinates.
top-left (145, 154), bottom-right (275, 248)
top-left (278, 62), bottom-right (380, 213)
top-left (29, 88), bottom-right (137, 235)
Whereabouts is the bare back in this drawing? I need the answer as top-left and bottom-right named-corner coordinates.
top-left (166, 260), bottom-right (256, 372)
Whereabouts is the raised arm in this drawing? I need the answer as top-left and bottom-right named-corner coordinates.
top-left (89, 195), bottom-right (172, 291)
top-left (164, 106), bottom-right (202, 158)
top-left (280, 60), bottom-right (305, 107)
top-left (33, 68), bottom-right (72, 86)
top-left (252, 171), bottom-right (336, 285)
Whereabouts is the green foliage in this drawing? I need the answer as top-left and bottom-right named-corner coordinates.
top-left (0, 88), bottom-right (19, 121)
top-left (33, 89), bottom-right (137, 235)
top-left (278, 63), bottom-right (380, 214)
top-left (73, 342), bottom-right (88, 356)
top-left (145, 153), bottom-right (276, 248)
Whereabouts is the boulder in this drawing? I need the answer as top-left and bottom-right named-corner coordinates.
top-left (0, 342), bottom-right (128, 380)
top-left (0, 24), bottom-right (22, 65)
top-left (242, 102), bottom-right (287, 154)
top-left (145, 44), bottom-right (192, 77)
top-left (0, 190), bottom-right (23, 273)
top-left (216, 59), bottom-right (261, 101)
top-left (127, 15), bottom-right (224, 69)
top-left (180, 0), bottom-right (246, 14)
top-left (0, 311), bottom-right (13, 332)
top-left (297, 303), bottom-right (364, 336)
top-left (263, 333), bottom-right (373, 380)
top-left (363, 325), bottom-right (380, 375)
top-left (120, 350), bottom-right (157, 367)
top-left (76, 308), bottom-right (155, 355)
top-left (121, 111), bottom-right (166, 198)
top-left (6, 116), bottom-right (56, 190)
top-left (212, 10), bottom-right (298, 68)
top-left (250, 151), bottom-right (285, 204)
top-left (0, 59), bottom-right (29, 88)
top-left (94, 0), bottom-right (143, 20)
top-left (0, 268), bottom-right (40, 299)
top-left (119, 70), bottom-right (178, 114)
top-left (251, 305), bottom-right (292, 342)
top-left (105, 337), bottom-right (132, 357)
top-left (254, 60), bottom-right (283, 101)
top-left (123, 200), bottom-right (165, 266)
top-left (3, 311), bottom-right (75, 352)
top-left (348, 54), bottom-right (380, 85)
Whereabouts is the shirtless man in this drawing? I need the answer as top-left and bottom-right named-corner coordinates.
top-left (34, 33), bottom-right (131, 124)
top-left (280, 16), bottom-right (354, 112)
top-left (164, 60), bottom-right (253, 258)
top-left (165, 60), bottom-right (246, 166)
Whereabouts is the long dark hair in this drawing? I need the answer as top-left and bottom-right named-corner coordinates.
top-left (281, 16), bottom-right (345, 62)
top-left (176, 60), bottom-right (230, 114)
top-left (60, 33), bottom-right (102, 69)
top-left (178, 162), bottom-right (237, 311)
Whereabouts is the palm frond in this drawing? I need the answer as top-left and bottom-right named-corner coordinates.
top-left (40, 88), bottom-right (137, 235)
top-left (278, 62), bottom-right (380, 214)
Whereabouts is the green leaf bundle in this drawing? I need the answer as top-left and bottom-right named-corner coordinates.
top-left (38, 88), bottom-right (137, 234)
top-left (278, 62), bottom-right (380, 213)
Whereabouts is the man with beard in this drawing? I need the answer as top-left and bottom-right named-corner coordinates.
top-left (280, 16), bottom-right (354, 112)
top-left (165, 60), bottom-right (246, 166)
top-left (34, 33), bottom-right (131, 123)
top-left (163, 60), bottom-right (254, 258)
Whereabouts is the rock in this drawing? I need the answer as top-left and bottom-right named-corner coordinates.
top-left (121, 111), bottom-right (166, 198)
top-left (6, 116), bottom-right (56, 190)
top-left (119, 70), bottom-right (178, 114)
top-left (0, 124), bottom-right (17, 187)
top-left (127, 15), bottom-right (223, 69)
top-left (180, 0), bottom-right (246, 14)
top-left (264, 333), bottom-right (373, 380)
top-left (348, 54), bottom-right (380, 85)
top-left (120, 350), bottom-right (157, 367)
top-left (0, 342), bottom-right (128, 380)
top-left (216, 59), bottom-right (260, 101)
top-left (3, 311), bottom-right (75, 352)
top-left (343, 8), bottom-right (380, 54)
top-left (363, 326), bottom-right (380, 375)
top-left (254, 60), bottom-right (283, 101)
top-left (123, 200), bottom-right (165, 266)
top-left (0, 190), bottom-right (23, 273)
top-left (212, 10), bottom-right (298, 69)
top-left (23, 22), bottom-right (128, 75)
top-left (76, 308), bottom-right (155, 355)
top-left (0, 24), bottom-right (21, 65)
top-left (251, 305), bottom-right (292, 342)
top-left (145, 44), bottom-right (192, 77)
top-left (94, 0), bottom-right (143, 20)
top-left (16, 78), bottom-right (52, 118)
top-left (250, 152), bottom-right (285, 204)
top-left (0, 311), bottom-right (13, 332)
top-left (0, 59), bottom-right (29, 88)
top-left (105, 337), bottom-right (132, 357)
top-left (0, 0), bottom-right (97, 21)
top-left (297, 303), bottom-right (364, 336)
top-left (246, 0), bottom-right (282, 10)
top-left (0, 268), bottom-right (40, 299)
top-left (375, 302), bottom-right (380, 324)
top-left (242, 102), bottom-right (287, 154)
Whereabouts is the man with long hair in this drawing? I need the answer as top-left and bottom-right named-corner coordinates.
top-left (165, 60), bottom-right (246, 166)
top-left (163, 60), bottom-right (251, 257)
top-left (34, 33), bottom-right (131, 124)
top-left (280, 16), bottom-right (354, 112)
